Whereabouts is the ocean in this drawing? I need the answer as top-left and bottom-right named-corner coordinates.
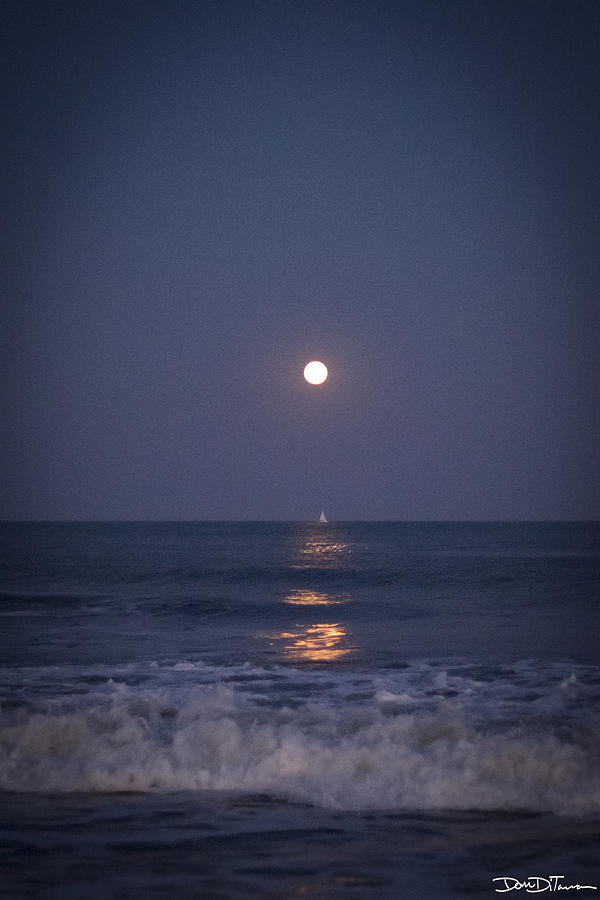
top-left (1, 521), bottom-right (599, 898)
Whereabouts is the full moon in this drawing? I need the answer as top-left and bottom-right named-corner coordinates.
top-left (303, 360), bottom-right (328, 385)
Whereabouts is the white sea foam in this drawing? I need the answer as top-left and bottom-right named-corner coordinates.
top-left (1, 670), bottom-right (599, 814)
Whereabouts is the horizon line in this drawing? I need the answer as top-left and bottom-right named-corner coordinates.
top-left (1, 518), bottom-right (599, 525)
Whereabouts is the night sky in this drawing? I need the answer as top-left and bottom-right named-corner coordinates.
top-left (2, 0), bottom-right (599, 521)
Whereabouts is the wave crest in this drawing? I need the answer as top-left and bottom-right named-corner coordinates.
top-left (1, 680), bottom-right (598, 814)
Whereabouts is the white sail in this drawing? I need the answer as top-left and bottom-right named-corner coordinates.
top-left (319, 511), bottom-right (327, 523)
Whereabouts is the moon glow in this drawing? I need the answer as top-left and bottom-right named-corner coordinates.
top-left (303, 360), bottom-right (328, 385)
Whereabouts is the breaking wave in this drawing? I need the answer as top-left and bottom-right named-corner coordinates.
top-left (1, 665), bottom-right (599, 814)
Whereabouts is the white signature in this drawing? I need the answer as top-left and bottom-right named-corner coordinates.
top-left (493, 877), bottom-right (598, 893)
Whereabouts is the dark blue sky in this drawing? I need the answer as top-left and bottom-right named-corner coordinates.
top-left (2, 0), bottom-right (599, 520)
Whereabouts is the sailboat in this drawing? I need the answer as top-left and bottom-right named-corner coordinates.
top-left (319, 511), bottom-right (327, 523)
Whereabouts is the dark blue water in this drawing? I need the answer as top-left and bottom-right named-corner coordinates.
top-left (1, 521), bottom-right (599, 897)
